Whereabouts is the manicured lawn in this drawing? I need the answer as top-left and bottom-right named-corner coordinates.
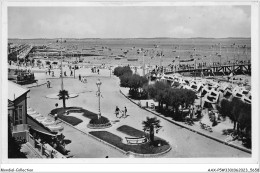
top-left (50, 107), bottom-right (109, 126)
top-left (50, 107), bottom-right (97, 119)
top-left (58, 115), bottom-right (83, 126)
top-left (89, 130), bottom-right (171, 155)
top-left (117, 125), bottom-right (144, 137)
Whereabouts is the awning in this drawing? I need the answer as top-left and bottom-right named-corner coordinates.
top-left (27, 116), bottom-right (57, 136)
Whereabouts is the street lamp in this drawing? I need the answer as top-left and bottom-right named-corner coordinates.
top-left (96, 79), bottom-right (102, 119)
top-left (57, 38), bottom-right (66, 91)
top-left (138, 48), bottom-right (145, 76)
top-left (109, 66), bottom-right (112, 78)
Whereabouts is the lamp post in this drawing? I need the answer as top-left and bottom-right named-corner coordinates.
top-left (142, 51), bottom-right (145, 76)
top-left (74, 65), bottom-right (76, 79)
top-left (109, 66), bottom-right (112, 78)
top-left (57, 38), bottom-right (66, 91)
top-left (138, 49), bottom-right (145, 76)
top-left (96, 79), bottom-right (102, 119)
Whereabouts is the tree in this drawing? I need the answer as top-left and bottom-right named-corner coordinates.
top-left (58, 90), bottom-right (69, 108)
top-left (218, 97), bottom-right (251, 136)
top-left (218, 99), bottom-right (231, 117)
top-left (123, 74), bottom-right (148, 99)
top-left (128, 74), bottom-right (148, 90)
top-left (238, 103), bottom-right (251, 134)
top-left (145, 82), bottom-right (196, 120)
top-left (182, 89), bottom-right (197, 106)
top-left (148, 81), bottom-right (170, 110)
top-left (142, 117), bottom-right (162, 144)
top-left (114, 66), bottom-right (132, 77)
top-left (230, 97), bottom-right (241, 130)
top-left (167, 89), bottom-right (196, 120)
top-left (119, 73), bottom-right (132, 87)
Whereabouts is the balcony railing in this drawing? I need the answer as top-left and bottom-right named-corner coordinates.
top-left (12, 124), bottom-right (29, 133)
top-left (12, 124), bottom-right (29, 144)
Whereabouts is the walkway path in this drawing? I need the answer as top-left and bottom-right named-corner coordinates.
top-left (27, 68), bottom-right (251, 158)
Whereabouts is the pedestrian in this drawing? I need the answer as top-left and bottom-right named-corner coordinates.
top-left (70, 70), bottom-right (73, 76)
top-left (54, 114), bottom-right (58, 121)
top-left (97, 69), bottom-right (100, 74)
top-left (79, 74), bottom-right (81, 81)
top-left (47, 81), bottom-right (51, 88)
top-left (124, 106), bottom-right (127, 117)
top-left (115, 106), bottom-right (120, 118)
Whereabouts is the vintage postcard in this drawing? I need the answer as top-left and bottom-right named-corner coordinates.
top-left (1, 0), bottom-right (259, 172)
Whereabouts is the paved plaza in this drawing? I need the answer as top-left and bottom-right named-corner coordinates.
top-left (25, 67), bottom-right (251, 158)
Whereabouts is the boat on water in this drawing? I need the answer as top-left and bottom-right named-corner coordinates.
top-left (127, 58), bottom-right (138, 61)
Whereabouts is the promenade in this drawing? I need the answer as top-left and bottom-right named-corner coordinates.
top-left (24, 66), bottom-right (251, 158)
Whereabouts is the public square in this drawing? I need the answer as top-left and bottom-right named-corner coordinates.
top-left (23, 66), bottom-right (251, 158)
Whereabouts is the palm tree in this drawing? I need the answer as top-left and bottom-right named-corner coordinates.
top-left (142, 117), bottom-right (162, 144)
top-left (58, 90), bottom-right (69, 108)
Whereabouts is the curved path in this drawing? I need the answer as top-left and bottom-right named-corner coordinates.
top-left (27, 68), bottom-right (251, 158)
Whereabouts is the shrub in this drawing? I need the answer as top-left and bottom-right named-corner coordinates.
top-left (89, 116), bottom-right (110, 125)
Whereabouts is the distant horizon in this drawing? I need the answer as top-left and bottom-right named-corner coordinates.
top-left (8, 37), bottom-right (251, 40)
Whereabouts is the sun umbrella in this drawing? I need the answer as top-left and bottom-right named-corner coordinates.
top-left (48, 125), bottom-right (64, 132)
top-left (35, 116), bottom-right (48, 123)
top-left (27, 107), bottom-right (33, 112)
top-left (30, 113), bottom-right (42, 119)
top-left (42, 119), bottom-right (56, 126)
top-left (27, 110), bottom-right (37, 115)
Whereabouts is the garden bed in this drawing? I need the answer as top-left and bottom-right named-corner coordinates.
top-left (87, 116), bottom-right (111, 129)
top-left (50, 107), bottom-right (111, 127)
top-left (50, 107), bottom-right (97, 119)
top-left (89, 130), bottom-right (171, 155)
top-left (117, 125), bottom-right (144, 137)
top-left (117, 125), bottom-right (168, 142)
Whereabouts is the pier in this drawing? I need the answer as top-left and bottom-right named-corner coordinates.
top-left (164, 62), bottom-right (251, 76)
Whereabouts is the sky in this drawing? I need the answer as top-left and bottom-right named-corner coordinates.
top-left (8, 6), bottom-right (251, 39)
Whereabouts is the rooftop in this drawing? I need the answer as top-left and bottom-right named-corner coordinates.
top-left (8, 81), bottom-right (30, 101)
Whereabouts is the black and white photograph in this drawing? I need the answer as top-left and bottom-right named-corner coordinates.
top-left (1, 1), bottom-right (259, 173)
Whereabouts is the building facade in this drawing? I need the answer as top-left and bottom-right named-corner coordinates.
top-left (8, 81), bottom-right (30, 143)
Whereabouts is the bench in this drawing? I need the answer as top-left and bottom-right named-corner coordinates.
top-left (125, 136), bottom-right (147, 145)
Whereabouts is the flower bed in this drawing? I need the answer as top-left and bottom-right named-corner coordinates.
top-left (87, 116), bottom-right (111, 129)
top-left (50, 107), bottom-right (111, 127)
top-left (89, 130), bottom-right (171, 155)
top-left (117, 125), bottom-right (168, 145)
top-left (50, 107), bottom-right (83, 126)
top-left (50, 107), bottom-right (97, 119)
top-left (117, 125), bottom-right (144, 137)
